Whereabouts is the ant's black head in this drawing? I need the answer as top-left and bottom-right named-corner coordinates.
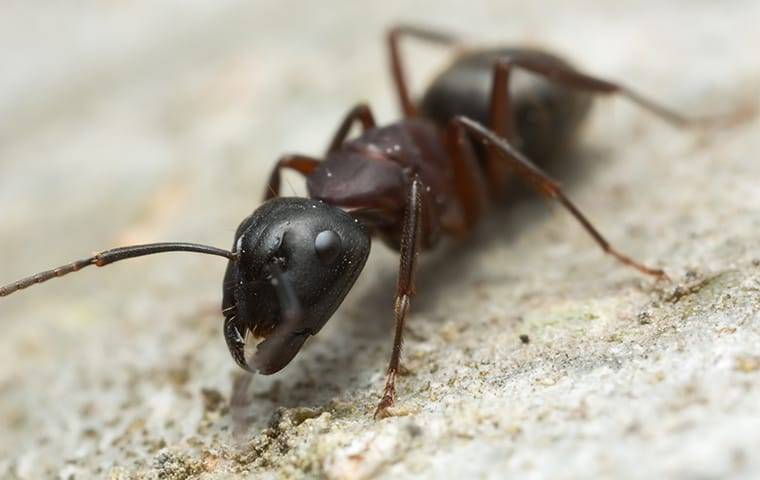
top-left (222, 197), bottom-right (370, 375)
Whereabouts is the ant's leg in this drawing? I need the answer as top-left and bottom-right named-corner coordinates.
top-left (488, 59), bottom-right (517, 141)
top-left (482, 58), bottom-right (518, 194)
top-left (326, 103), bottom-right (377, 154)
top-left (263, 154), bottom-right (320, 201)
top-left (455, 116), bottom-right (667, 279)
top-left (264, 103), bottom-right (375, 201)
top-left (444, 120), bottom-right (491, 231)
top-left (387, 25), bottom-right (460, 118)
top-left (375, 175), bottom-right (424, 419)
top-left (265, 103), bottom-right (378, 201)
top-left (502, 58), bottom-right (753, 128)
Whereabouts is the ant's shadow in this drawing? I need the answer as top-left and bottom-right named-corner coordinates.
top-left (231, 142), bottom-right (608, 429)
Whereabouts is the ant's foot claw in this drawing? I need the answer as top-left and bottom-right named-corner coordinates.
top-left (655, 270), bottom-right (672, 283)
top-left (373, 395), bottom-right (395, 420)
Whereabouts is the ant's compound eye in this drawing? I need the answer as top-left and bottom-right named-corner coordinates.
top-left (314, 230), bottom-right (341, 264)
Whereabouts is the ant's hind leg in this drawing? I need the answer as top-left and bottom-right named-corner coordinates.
top-left (375, 175), bottom-right (424, 419)
top-left (387, 25), bottom-right (461, 118)
top-left (499, 58), bottom-right (754, 128)
top-left (444, 120), bottom-right (491, 230)
top-left (482, 58), bottom-right (518, 194)
top-left (455, 116), bottom-right (668, 280)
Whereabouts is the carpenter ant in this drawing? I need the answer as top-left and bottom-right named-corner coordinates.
top-left (1, 25), bottom-right (749, 419)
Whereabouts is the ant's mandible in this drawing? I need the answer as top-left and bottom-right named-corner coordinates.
top-left (0, 25), bottom-right (749, 419)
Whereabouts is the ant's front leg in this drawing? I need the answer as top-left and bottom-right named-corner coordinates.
top-left (263, 154), bottom-right (320, 201)
top-left (264, 103), bottom-right (378, 201)
top-left (375, 175), bottom-right (423, 419)
top-left (326, 103), bottom-right (377, 153)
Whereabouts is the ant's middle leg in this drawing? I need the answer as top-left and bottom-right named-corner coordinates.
top-left (387, 25), bottom-right (461, 118)
top-left (455, 115), bottom-right (668, 279)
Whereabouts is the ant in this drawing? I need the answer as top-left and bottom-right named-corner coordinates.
top-left (0, 25), bottom-right (749, 419)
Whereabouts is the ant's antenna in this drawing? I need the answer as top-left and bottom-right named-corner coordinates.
top-left (0, 242), bottom-right (236, 297)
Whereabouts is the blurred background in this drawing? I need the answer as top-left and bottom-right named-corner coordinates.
top-left (1, 1), bottom-right (758, 478)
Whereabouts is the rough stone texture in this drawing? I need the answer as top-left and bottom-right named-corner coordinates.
top-left (0, 1), bottom-right (758, 479)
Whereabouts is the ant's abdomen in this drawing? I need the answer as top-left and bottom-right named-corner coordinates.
top-left (419, 47), bottom-right (592, 166)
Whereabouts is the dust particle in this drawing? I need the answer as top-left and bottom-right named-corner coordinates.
top-left (201, 388), bottom-right (226, 413)
top-left (734, 355), bottom-right (760, 373)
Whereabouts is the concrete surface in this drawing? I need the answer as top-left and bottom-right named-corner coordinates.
top-left (0, 1), bottom-right (759, 479)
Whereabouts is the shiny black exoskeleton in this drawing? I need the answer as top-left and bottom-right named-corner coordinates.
top-left (420, 48), bottom-right (592, 164)
top-left (222, 198), bottom-right (370, 374)
top-left (1, 23), bottom-right (747, 420)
